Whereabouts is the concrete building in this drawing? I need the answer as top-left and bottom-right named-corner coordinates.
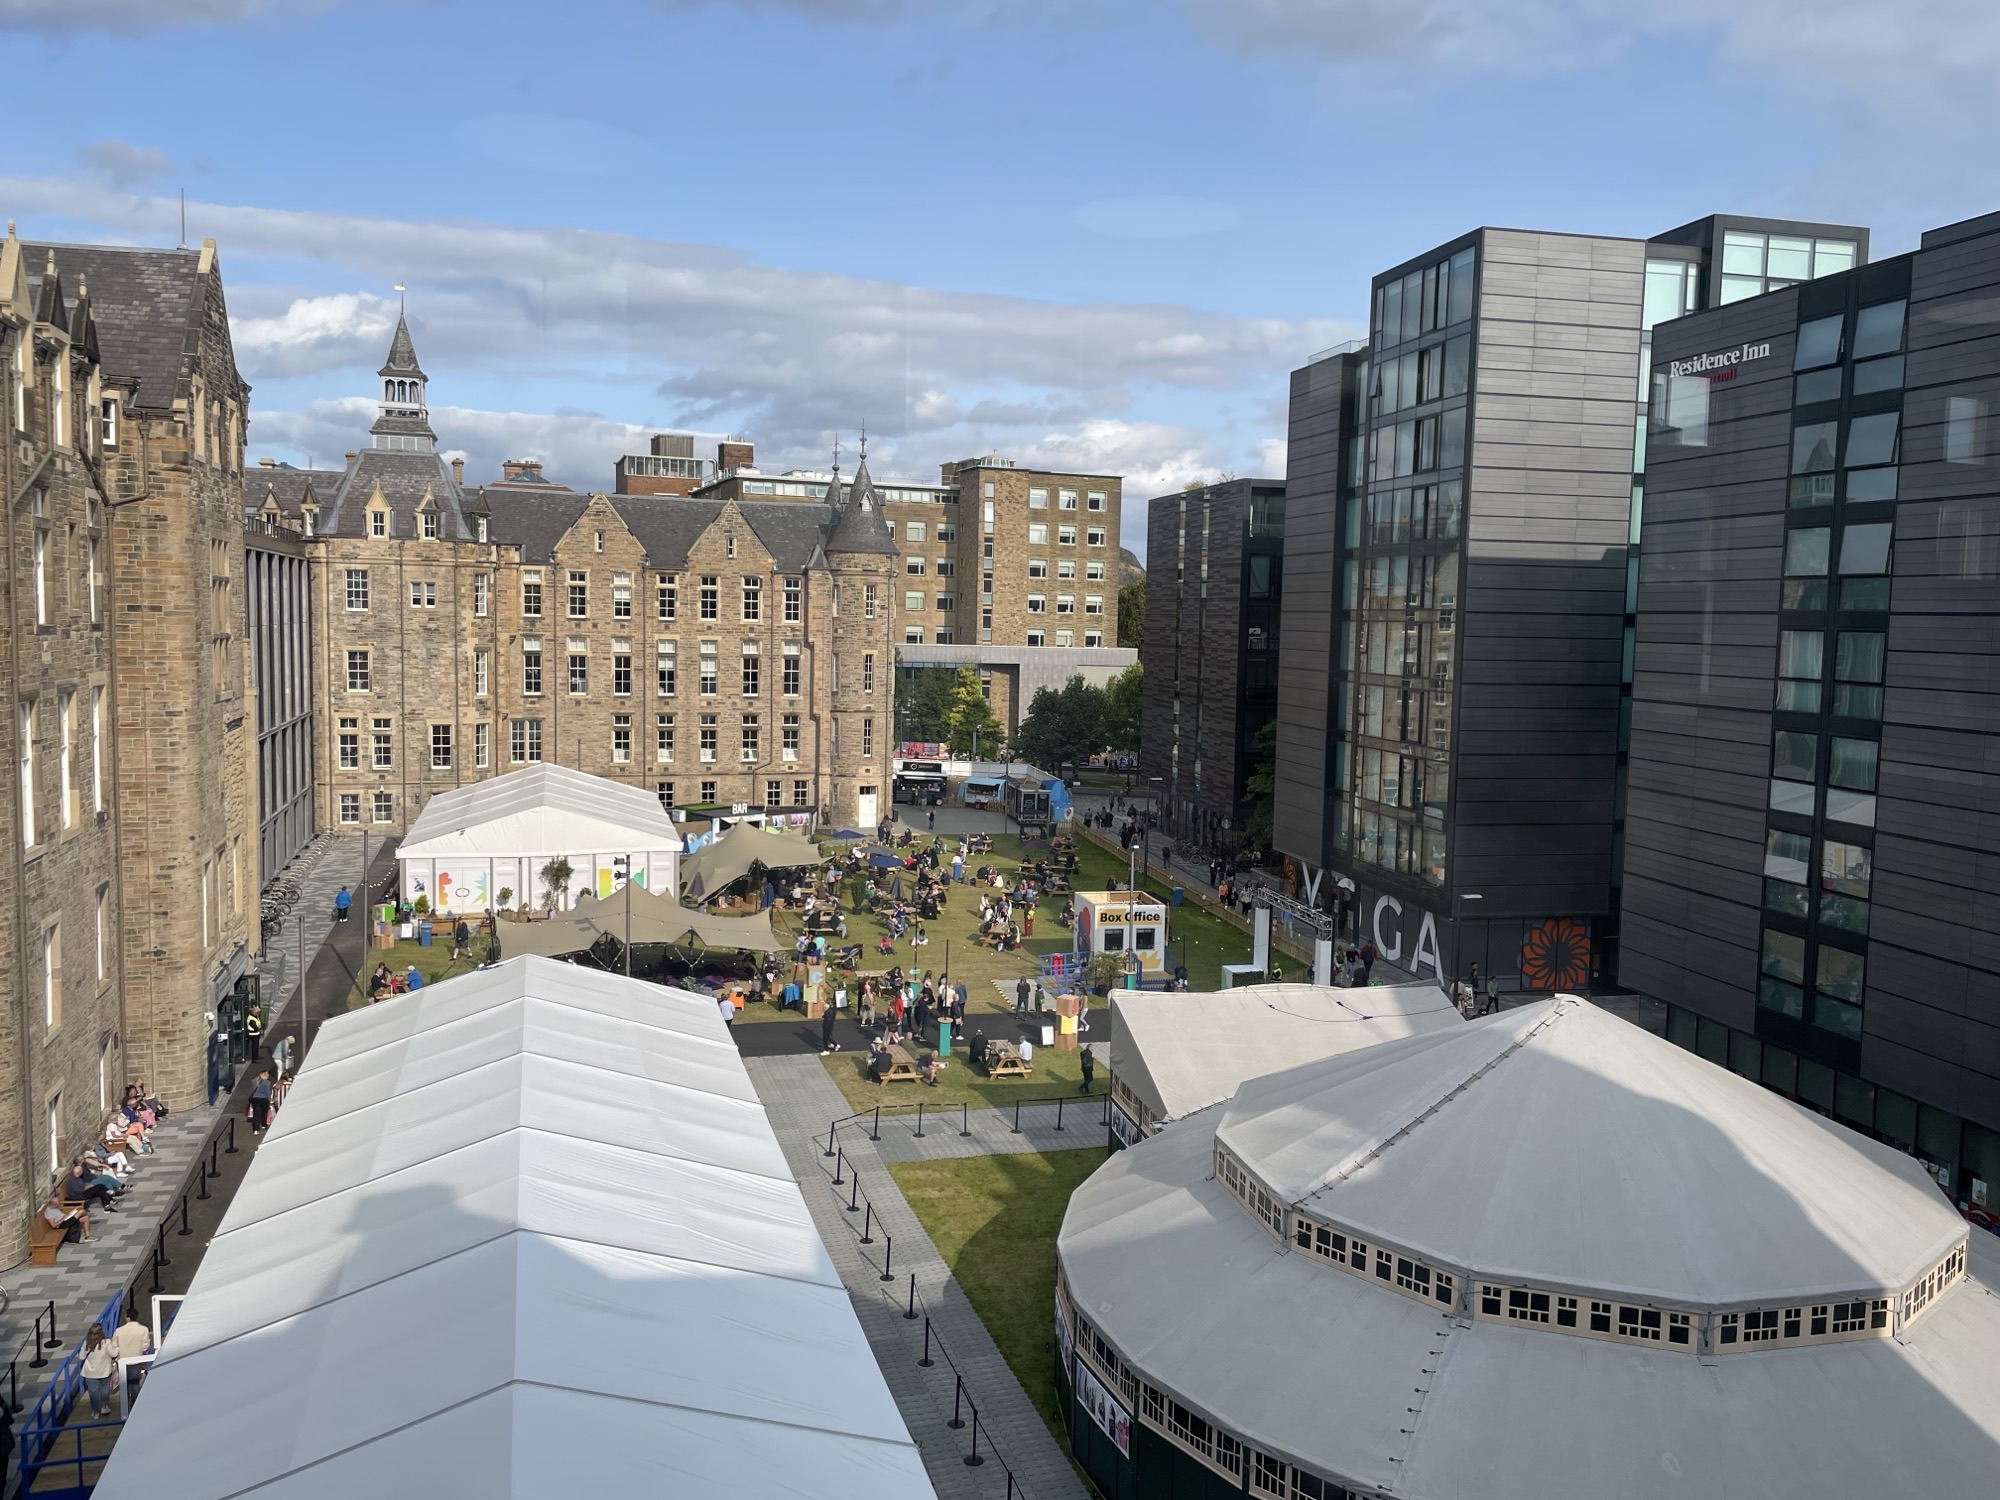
top-left (1624, 209), bottom-right (2000, 1201)
top-left (1273, 216), bottom-right (1866, 992)
top-left (612, 431), bottom-right (708, 497)
top-left (693, 444), bottom-right (1132, 733)
top-left (248, 323), bottom-right (904, 835)
top-left (1140, 478), bottom-right (1285, 847)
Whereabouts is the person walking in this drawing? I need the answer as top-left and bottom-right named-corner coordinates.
top-left (79, 1326), bottom-right (117, 1420)
top-left (1468, 962), bottom-right (1483, 1015)
top-left (1015, 976), bottom-right (1031, 1014)
top-left (1358, 937), bottom-right (1377, 984)
top-left (248, 1070), bottom-right (274, 1133)
top-left (1079, 1043), bottom-right (1096, 1095)
top-left (452, 918), bottom-right (471, 962)
top-left (821, 1000), bottom-right (840, 1055)
top-left (333, 885), bottom-right (352, 923)
top-left (1023, 906), bottom-right (1035, 939)
top-left (926, 807), bottom-right (936, 831)
top-left (244, 1006), bottom-right (263, 1062)
top-left (272, 1034), bottom-right (297, 1079)
top-left (112, 1313), bottom-right (151, 1410)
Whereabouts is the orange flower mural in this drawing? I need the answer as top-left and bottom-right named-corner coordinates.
top-left (1520, 917), bottom-right (1590, 992)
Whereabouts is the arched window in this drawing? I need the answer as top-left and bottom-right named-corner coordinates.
top-left (384, 380), bottom-right (395, 402)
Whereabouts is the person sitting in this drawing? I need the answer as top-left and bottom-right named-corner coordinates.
top-left (910, 921), bottom-right (929, 948)
top-left (1058, 899), bottom-right (1076, 926)
top-left (969, 1028), bottom-right (989, 1068)
top-left (876, 932), bottom-right (895, 956)
top-left (63, 1162), bottom-right (118, 1215)
top-left (404, 964), bottom-right (426, 992)
top-left (134, 1081), bottom-right (168, 1121)
top-left (371, 962), bottom-right (392, 993)
top-left (922, 1053), bottom-right (943, 1086)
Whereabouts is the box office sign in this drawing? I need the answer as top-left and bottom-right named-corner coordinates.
top-left (1074, 1356), bottom-right (1132, 1457)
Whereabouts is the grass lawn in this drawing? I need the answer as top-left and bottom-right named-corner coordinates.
top-left (888, 1147), bottom-right (1107, 1440)
top-left (342, 935), bottom-right (484, 1009)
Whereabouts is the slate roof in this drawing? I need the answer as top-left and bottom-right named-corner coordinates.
top-left (321, 448), bottom-right (473, 540)
top-left (610, 495), bottom-right (844, 571)
top-left (378, 314), bottom-right (425, 377)
top-left (242, 466), bottom-right (344, 517)
top-left (28, 242), bottom-right (214, 409)
top-left (480, 488), bottom-right (592, 563)
top-left (825, 459), bottom-right (896, 555)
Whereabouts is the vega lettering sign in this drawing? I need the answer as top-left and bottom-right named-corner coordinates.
top-left (1370, 893), bottom-right (1444, 979)
top-left (1668, 342), bottom-right (1771, 381)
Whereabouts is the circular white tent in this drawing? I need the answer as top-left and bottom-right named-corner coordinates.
top-left (1056, 996), bottom-right (1997, 1500)
top-left (396, 764), bottom-right (682, 915)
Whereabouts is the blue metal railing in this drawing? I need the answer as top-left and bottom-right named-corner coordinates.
top-left (19, 1287), bottom-right (124, 1498)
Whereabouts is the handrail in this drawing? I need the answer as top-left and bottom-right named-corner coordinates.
top-left (813, 1131), bottom-right (1100, 1498)
top-left (19, 1286), bottom-right (123, 1494)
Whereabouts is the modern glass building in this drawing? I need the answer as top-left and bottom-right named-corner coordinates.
top-left (1624, 208), bottom-right (2000, 1202)
top-left (1274, 216), bottom-right (1866, 992)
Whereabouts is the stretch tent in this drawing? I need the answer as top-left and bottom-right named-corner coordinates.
top-left (1108, 980), bottom-right (1461, 1133)
top-left (93, 958), bottom-right (936, 1500)
top-left (680, 819), bottom-right (825, 902)
top-left (396, 763), bottom-right (682, 913)
top-left (500, 883), bottom-right (779, 959)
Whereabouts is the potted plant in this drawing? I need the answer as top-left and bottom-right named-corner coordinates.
top-left (541, 857), bottom-right (574, 913)
top-left (497, 886), bottom-right (513, 909)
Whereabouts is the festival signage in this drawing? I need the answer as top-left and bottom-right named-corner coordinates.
top-left (1074, 1356), bottom-right (1131, 1457)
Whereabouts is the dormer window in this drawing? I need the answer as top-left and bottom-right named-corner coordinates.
top-left (476, 515), bottom-right (488, 543)
top-left (421, 509), bottom-right (439, 539)
top-left (302, 506), bottom-right (318, 538)
top-left (369, 508), bottom-right (389, 538)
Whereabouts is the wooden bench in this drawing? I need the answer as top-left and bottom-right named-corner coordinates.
top-left (871, 1043), bottom-right (925, 1085)
top-left (28, 1196), bottom-right (87, 1266)
top-left (984, 1042), bottom-right (1033, 1080)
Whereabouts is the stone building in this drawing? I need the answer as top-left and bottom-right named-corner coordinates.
top-left (38, 236), bottom-right (261, 1111)
top-left (0, 229), bottom-right (129, 1254)
top-left (249, 321), bottom-right (903, 837)
top-left (684, 442), bottom-right (1133, 733)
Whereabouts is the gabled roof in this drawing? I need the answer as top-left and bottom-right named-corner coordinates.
top-left (826, 457), bottom-right (896, 555)
top-left (480, 487), bottom-right (592, 562)
top-left (398, 763), bottom-right (683, 862)
top-left (92, 959), bottom-right (936, 1500)
top-left (610, 495), bottom-right (839, 572)
top-left (241, 466), bottom-right (344, 517)
top-left (28, 241), bottom-right (216, 409)
top-left (320, 448), bottom-right (471, 539)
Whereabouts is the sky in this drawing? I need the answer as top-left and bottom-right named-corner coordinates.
top-left (6, 0), bottom-right (2000, 556)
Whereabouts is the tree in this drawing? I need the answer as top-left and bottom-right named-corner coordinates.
top-left (1014, 674), bottom-right (1108, 771)
top-left (1103, 663), bottom-right (1142, 752)
top-left (1239, 718), bottom-right (1278, 852)
top-left (540, 856), bottom-right (574, 910)
top-left (943, 667), bottom-right (1003, 759)
top-left (1117, 580), bottom-right (1145, 649)
top-left (896, 666), bottom-right (958, 745)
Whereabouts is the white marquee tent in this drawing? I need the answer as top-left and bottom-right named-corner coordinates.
top-left (396, 764), bottom-right (682, 914)
top-left (1108, 980), bottom-right (1460, 1134)
top-left (93, 958), bottom-right (937, 1500)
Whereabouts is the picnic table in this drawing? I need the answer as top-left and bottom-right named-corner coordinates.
top-left (871, 1043), bottom-right (925, 1085)
top-left (984, 1041), bottom-right (1033, 1079)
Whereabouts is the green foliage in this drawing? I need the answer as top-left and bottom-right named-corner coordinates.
top-left (944, 666), bottom-right (1004, 759)
top-left (497, 886), bottom-right (513, 908)
top-left (1240, 718), bottom-right (1278, 850)
top-left (1116, 579), bottom-right (1145, 649)
top-left (540, 856), bottom-right (574, 907)
top-left (1103, 663), bottom-right (1142, 752)
top-left (411, 893), bottom-right (430, 917)
top-left (896, 665), bottom-right (959, 743)
top-left (1013, 673), bottom-right (1107, 771)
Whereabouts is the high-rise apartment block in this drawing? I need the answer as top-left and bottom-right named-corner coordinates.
top-left (1140, 479), bottom-right (1286, 844)
top-left (1274, 216), bottom-right (1865, 991)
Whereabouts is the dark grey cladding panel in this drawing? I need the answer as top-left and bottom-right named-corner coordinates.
top-left (1629, 695), bottom-right (1772, 745)
top-left (1636, 609), bottom-right (1778, 649)
top-left (1880, 720), bottom-right (2000, 775)
top-left (1882, 686), bottom-right (2000, 733)
top-left (1449, 726), bottom-right (1619, 756)
top-left (1859, 1025), bottom-right (2000, 1130)
top-left (1623, 788), bottom-right (1767, 852)
top-left (1632, 579), bottom-right (1783, 616)
top-left (1873, 830), bottom-right (1984, 890)
top-left (1621, 840), bottom-right (1762, 906)
top-left (1633, 641), bottom-right (1778, 682)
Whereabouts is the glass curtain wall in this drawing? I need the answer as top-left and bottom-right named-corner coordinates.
top-left (1347, 245), bottom-right (1475, 888)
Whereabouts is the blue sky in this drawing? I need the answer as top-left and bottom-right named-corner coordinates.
top-left (5, 0), bottom-right (1997, 554)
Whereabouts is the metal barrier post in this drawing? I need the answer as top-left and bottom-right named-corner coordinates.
top-left (824, 1120), bottom-right (838, 1158)
top-left (848, 1171), bottom-right (861, 1213)
top-left (948, 1375), bottom-right (965, 1429)
top-left (913, 1103), bottom-right (924, 1139)
top-left (860, 1203), bottom-right (875, 1245)
top-left (905, 1273), bottom-right (919, 1320)
top-left (880, 1233), bottom-right (895, 1282)
top-left (1056, 1095), bottom-right (1065, 1131)
top-left (177, 1195), bottom-right (193, 1237)
top-left (870, 1105), bottom-right (881, 1141)
top-left (1012, 1099), bottom-right (1022, 1135)
top-left (960, 1102), bottom-right (970, 1138)
top-left (43, 1301), bottom-right (60, 1351)
top-left (29, 1314), bottom-right (48, 1369)
top-left (154, 1221), bottom-right (171, 1269)
top-left (225, 1117), bottom-right (239, 1155)
top-left (196, 1155), bottom-right (211, 1201)
top-left (207, 1137), bottom-right (222, 1179)
top-left (919, 1318), bottom-right (934, 1368)
top-left (832, 1145), bottom-right (845, 1186)
top-left (965, 1408), bottom-right (985, 1466)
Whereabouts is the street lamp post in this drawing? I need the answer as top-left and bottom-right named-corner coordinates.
top-left (615, 856), bottom-right (633, 977)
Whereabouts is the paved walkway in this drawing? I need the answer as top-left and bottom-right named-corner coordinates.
top-left (746, 1054), bottom-right (1090, 1500)
top-left (249, 832), bottom-right (382, 1047)
top-left (839, 1096), bottom-right (1114, 1163)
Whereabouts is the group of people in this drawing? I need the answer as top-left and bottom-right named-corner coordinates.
top-left (59, 1084), bottom-right (171, 1224)
top-left (77, 1311), bottom-right (154, 1421)
top-left (1330, 939), bottom-right (1379, 989)
top-left (1455, 962), bottom-right (1504, 1016)
top-left (367, 961), bottom-right (429, 1002)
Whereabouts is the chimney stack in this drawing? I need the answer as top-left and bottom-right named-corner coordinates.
top-left (451, 456), bottom-right (465, 484)
top-left (717, 439), bottom-right (754, 474)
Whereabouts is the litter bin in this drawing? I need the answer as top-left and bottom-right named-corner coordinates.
top-left (417, 921), bottom-right (432, 947)
top-left (1172, 885), bottom-right (1185, 906)
top-left (938, 1017), bottom-right (953, 1057)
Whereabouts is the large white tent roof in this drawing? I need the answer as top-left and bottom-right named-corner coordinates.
top-left (94, 958), bottom-right (935, 1500)
top-left (1217, 997), bottom-right (1963, 1305)
top-left (398, 763), bottom-right (683, 862)
top-left (1109, 981), bottom-right (1460, 1125)
top-left (1060, 998), bottom-right (2000, 1500)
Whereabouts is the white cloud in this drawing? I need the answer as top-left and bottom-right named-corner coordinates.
top-left (77, 140), bottom-right (174, 189)
top-left (230, 292), bottom-right (399, 378)
top-left (0, 177), bottom-right (1348, 484)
